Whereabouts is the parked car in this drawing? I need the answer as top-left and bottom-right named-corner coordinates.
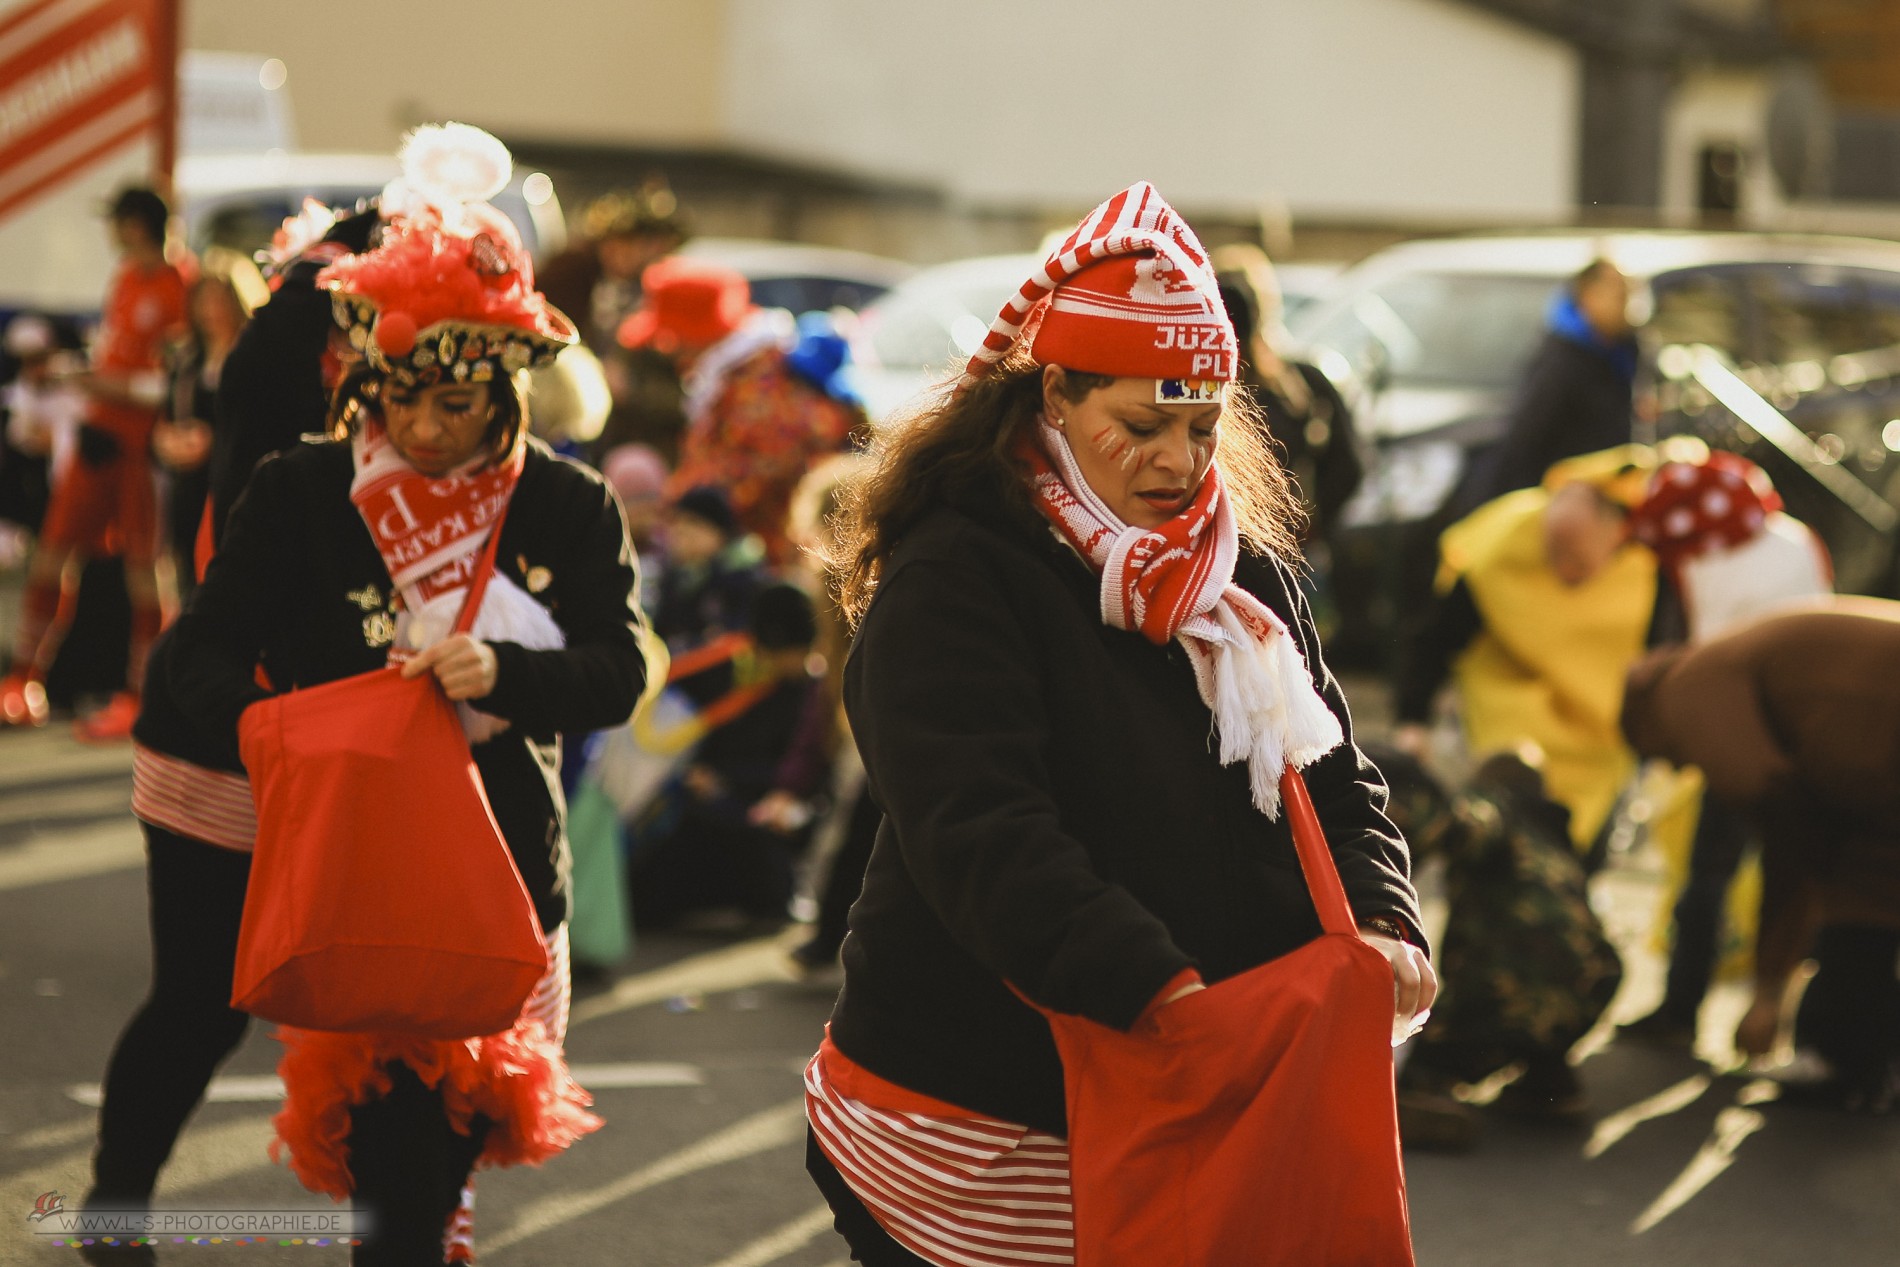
top-left (1287, 231), bottom-right (1900, 666)
top-left (677, 237), bottom-right (912, 317)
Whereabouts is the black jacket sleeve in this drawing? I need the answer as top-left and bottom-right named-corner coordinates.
top-left (1271, 556), bottom-right (1428, 950)
top-left (846, 554), bottom-right (1195, 1031)
top-left (479, 468), bottom-right (650, 737)
top-left (1394, 577), bottom-right (1482, 725)
top-left (166, 453), bottom-right (301, 764)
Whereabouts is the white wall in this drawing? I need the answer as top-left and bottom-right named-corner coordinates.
top-left (184, 0), bottom-right (728, 154)
top-left (722, 0), bottom-right (1581, 221)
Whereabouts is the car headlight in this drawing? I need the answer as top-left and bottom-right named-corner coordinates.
top-left (1339, 441), bottom-right (1466, 527)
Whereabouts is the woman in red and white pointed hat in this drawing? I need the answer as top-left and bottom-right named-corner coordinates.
top-left (800, 184), bottom-right (1436, 1266)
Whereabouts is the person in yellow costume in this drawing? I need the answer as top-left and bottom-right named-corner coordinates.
top-left (1395, 445), bottom-right (1662, 852)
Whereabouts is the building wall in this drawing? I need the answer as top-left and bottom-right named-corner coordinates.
top-left (182, 0), bottom-right (728, 153)
top-left (721, 0), bottom-right (1582, 222)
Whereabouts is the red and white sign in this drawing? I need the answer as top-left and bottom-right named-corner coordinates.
top-left (0, 0), bottom-right (165, 222)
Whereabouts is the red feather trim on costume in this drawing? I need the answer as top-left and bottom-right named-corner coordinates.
top-left (270, 1019), bottom-right (602, 1201)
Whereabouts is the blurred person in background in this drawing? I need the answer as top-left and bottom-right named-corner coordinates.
top-left (1373, 743), bottom-right (1621, 1149)
top-left (0, 316), bottom-right (85, 579)
top-left (600, 442), bottom-right (670, 611)
top-left (621, 264), bottom-right (863, 562)
top-left (630, 581), bottom-right (824, 932)
top-left (1616, 454), bottom-right (1832, 1047)
top-left (1214, 245), bottom-right (1362, 541)
top-left (1474, 258), bottom-right (1639, 504)
top-left (1622, 600), bottom-right (1900, 1112)
top-left (649, 484), bottom-right (763, 653)
top-left (151, 249), bottom-right (267, 609)
top-left (1395, 447), bottom-right (1660, 855)
top-left (540, 183), bottom-right (692, 459)
top-left (211, 202), bottom-right (382, 550)
top-left (1, 187), bottom-right (188, 734)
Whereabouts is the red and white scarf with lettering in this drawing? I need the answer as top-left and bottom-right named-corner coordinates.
top-left (349, 421), bottom-right (563, 737)
top-left (1023, 419), bottom-right (1342, 818)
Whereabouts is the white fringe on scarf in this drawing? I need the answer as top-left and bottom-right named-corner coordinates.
top-left (398, 572), bottom-right (566, 744)
top-left (1039, 421), bottom-right (1342, 819)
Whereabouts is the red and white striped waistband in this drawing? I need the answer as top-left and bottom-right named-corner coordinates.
top-left (805, 1044), bottom-right (1074, 1267)
top-left (131, 744), bottom-right (256, 852)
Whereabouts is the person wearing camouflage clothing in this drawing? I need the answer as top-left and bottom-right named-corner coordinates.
top-left (1369, 745), bottom-right (1623, 1149)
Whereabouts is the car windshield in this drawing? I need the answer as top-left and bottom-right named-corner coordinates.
top-left (860, 273), bottom-right (1026, 370)
top-left (1293, 271), bottom-right (1558, 389)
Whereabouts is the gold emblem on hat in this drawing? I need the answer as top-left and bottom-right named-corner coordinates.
top-left (346, 585), bottom-right (384, 611)
top-left (525, 566), bottom-right (552, 594)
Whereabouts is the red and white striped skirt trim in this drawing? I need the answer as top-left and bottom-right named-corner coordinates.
top-left (805, 1043), bottom-right (1075, 1267)
top-left (131, 743), bottom-right (257, 851)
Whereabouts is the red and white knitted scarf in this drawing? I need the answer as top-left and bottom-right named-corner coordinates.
top-left (349, 419), bottom-right (524, 657)
top-left (1023, 419), bottom-right (1342, 818)
top-left (349, 421), bottom-right (564, 738)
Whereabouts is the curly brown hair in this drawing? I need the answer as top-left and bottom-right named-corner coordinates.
top-left (824, 347), bottom-right (1306, 624)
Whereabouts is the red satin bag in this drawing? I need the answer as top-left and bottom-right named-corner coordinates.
top-left (1037, 769), bottom-right (1414, 1267)
top-left (230, 516), bottom-right (549, 1039)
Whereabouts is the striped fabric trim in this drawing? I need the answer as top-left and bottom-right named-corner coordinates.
top-left (523, 923), bottom-right (572, 1042)
top-left (131, 744), bottom-right (257, 852)
top-left (806, 1043), bottom-right (1076, 1267)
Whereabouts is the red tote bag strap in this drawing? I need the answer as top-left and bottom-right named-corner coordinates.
top-left (1278, 766), bottom-right (1360, 940)
top-left (451, 499), bottom-right (512, 638)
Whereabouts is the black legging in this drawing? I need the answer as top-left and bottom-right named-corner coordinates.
top-left (92, 824), bottom-right (490, 1265)
top-left (91, 825), bottom-right (252, 1205)
top-left (1655, 794), bottom-right (1752, 1024)
top-left (806, 1129), bottom-right (935, 1267)
top-left (1795, 924), bottom-right (1900, 1098)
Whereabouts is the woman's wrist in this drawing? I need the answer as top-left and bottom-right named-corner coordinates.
top-left (1358, 915), bottom-right (1410, 944)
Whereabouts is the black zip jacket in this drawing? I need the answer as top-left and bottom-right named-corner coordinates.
top-left (827, 477), bottom-right (1422, 1136)
top-left (156, 437), bottom-right (650, 930)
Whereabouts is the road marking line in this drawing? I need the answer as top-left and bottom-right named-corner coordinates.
top-left (0, 737), bottom-right (133, 790)
top-left (696, 1204), bottom-right (835, 1267)
top-left (1584, 1074), bottom-right (1711, 1159)
top-left (0, 820), bottom-right (143, 891)
top-left (4, 1118), bottom-right (96, 1153)
top-left (1629, 1105), bottom-right (1766, 1234)
top-left (0, 1113), bottom-right (279, 1210)
top-left (0, 782), bottom-right (130, 827)
top-left (66, 1063), bottom-right (707, 1107)
top-left (569, 935), bottom-right (796, 1026)
top-left (483, 1099), bottom-right (809, 1257)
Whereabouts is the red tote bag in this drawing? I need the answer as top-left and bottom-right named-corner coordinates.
top-left (1036, 768), bottom-right (1414, 1267)
top-left (231, 514), bottom-right (549, 1039)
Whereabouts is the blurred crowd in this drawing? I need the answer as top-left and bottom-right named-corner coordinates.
top-left (3, 176), bottom-right (1897, 1180)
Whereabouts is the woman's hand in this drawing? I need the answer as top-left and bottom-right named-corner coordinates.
top-left (1360, 927), bottom-right (1437, 1043)
top-left (153, 419), bottom-right (213, 471)
top-left (400, 634), bottom-right (499, 701)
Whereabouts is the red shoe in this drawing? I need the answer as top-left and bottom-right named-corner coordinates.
top-left (0, 672), bottom-right (47, 727)
top-left (74, 691), bottom-right (140, 743)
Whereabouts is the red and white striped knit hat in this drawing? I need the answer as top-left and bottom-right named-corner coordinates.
top-left (959, 182), bottom-right (1236, 402)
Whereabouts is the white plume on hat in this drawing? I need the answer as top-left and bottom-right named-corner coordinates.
top-left (382, 122), bottom-right (513, 230)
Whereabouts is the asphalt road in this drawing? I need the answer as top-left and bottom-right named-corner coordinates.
top-left (1, 720), bottom-right (1896, 1266)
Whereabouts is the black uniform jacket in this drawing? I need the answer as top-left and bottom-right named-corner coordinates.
top-left (828, 477), bottom-right (1422, 1137)
top-left (155, 436), bottom-right (649, 930)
